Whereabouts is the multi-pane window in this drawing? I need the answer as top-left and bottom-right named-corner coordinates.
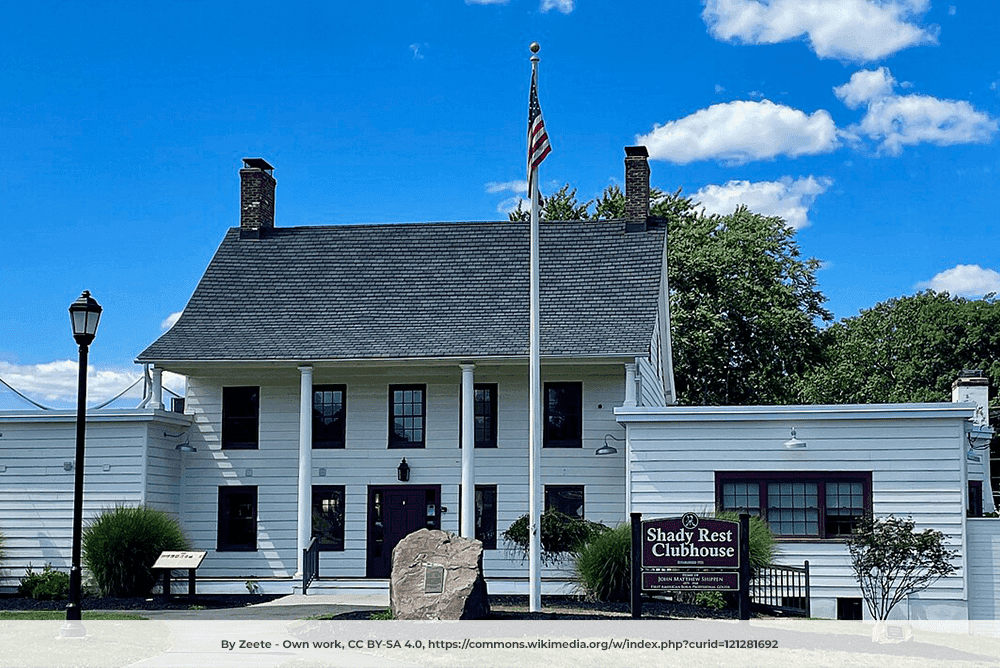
top-left (313, 385), bottom-right (346, 449)
top-left (544, 382), bottom-right (582, 448)
top-left (222, 386), bottom-right (259, 450)
top-left (717, 472), bottom-right (871, 539)
top-left (544, 485), bottom-right (585, 518)
top-left (312, 485), bottom-right (346, 551)
top-left (460, 384), bottom-right (498, 448)
top-left (389, 385), bottom-right (426, 448)
top-left (217, 486), bottom-right (257, 551)
top-left (458, 484), bottom-right (498, 549)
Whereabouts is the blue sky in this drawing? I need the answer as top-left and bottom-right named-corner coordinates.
top-left (1, 0), bottom-right (997, 409)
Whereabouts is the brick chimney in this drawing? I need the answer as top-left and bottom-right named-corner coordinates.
top-left (240, 158), bottom-right (275, 239)
top-left (624, 146), bottom-right (650, 232)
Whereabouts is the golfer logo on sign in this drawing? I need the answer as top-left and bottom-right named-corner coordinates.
top-left (682, 513), bottom-right (699, 530)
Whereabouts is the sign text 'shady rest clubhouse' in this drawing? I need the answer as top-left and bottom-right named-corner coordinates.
top-left (642, 516), bottom-right (739, 568)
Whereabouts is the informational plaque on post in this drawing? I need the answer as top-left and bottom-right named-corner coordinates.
top-left (153, 551), bottom-right (207, 570)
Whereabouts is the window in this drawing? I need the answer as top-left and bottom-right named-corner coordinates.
top-left (969, 480), bottom-right (984, 517)
top-left (459, 485), bottom-right (498, 549)
top-left (544, 382), bottom-right (582, 448)
top-left (460, 384), bottom-right (498, 448)
top-left (389, 385), bottom-right (425, 448)
top-left (716, 472), bottom-right (871, 539)
top-left (312, 485), bottom-right (346, 551)
top-left (545, 485), bottom-right (584, 519)
top-left (313, 385), bottom-right (346, 449)
top-left (217, 486), bottom-right (257, 551)
top-left (222, 386), bottom-right (259, 450)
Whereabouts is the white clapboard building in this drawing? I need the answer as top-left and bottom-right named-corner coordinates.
top-left (1, 151), bottom-right (996, 620)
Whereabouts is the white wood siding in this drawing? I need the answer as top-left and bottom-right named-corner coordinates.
top-left (967, 518), bottom-right (1000, 619)
top-left (180, 362), bottom-right (628, 581)
top-left (619, 405), bottom-right (972, 620)
top-left (0, 410), bottom-right (191, 591)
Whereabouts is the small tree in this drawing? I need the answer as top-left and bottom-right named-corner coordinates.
top-left (847, 515), bottom-right (958, 621)
top-left (502, 509), bottom-right (608, 565)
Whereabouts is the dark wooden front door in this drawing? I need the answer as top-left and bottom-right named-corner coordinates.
top-left (367, 485), bottom-right (440, 578)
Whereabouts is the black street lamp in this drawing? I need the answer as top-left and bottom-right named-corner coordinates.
top-left (62, 291), bottom-right (102, 636)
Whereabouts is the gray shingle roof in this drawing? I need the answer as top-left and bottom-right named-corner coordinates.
top-left (137, 219), bottom-right (665, 363)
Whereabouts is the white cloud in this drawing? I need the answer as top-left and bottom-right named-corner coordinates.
top-left (714, 84), bottom-right (725, 94)
top-left (409, 44), bottom-right (425, 60)
top-left (497, 196), bottom-right (527, 215)
top-left (161, 311), bottom-right (183, 331)
top-left (0, 361), bottom-right (185, 409)
top-left (541, 0), bottom-right (574, 13)
top-left (833, 67), bottom-right (896, 109)
top-left (835, 68), bottom-right (999, 155)
top-left (702, 0), bottom-right (937, 62)
top-left (485, 180), bottom-right (528, 195)
top-left (859, 94), bottom-right (998, 155)
top-left (636, 99), bottom-right (839, 165)
top-left (916, 264), bottom-right (1000, 297)
top-left (693, 176), bottom-right (833, 229)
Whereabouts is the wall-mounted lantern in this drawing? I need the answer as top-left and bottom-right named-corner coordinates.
top-left (397, 458), bottom-right (410, 482)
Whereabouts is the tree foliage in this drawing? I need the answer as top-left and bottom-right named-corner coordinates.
top-left (798, 291), bottom-right (1000, 405)
top-left (847, 515), bottom-right (958, 621)
top-left (663, 198), bottom-right (831, 405)
top-left (502, 509), bottom-right (609, 566)
top-left (507, 182), bottom-right (831, 405)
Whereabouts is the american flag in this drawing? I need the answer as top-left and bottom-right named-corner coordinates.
top-left (527, 65), bottom-right (551, 198)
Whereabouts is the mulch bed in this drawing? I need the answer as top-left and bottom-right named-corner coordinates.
top-left (327, 595), bottom-right (741, 620)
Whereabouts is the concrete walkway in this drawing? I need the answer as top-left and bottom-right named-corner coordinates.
top-left (132, 591), bottom-right (390, 620)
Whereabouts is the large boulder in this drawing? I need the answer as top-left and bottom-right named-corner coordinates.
top-left (389, 529), bottom-right (490, 620)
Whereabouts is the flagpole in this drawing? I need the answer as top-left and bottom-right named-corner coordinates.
top-left (527, 42), bottom-right (543, 613)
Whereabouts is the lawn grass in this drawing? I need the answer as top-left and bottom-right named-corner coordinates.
top-left (0, 611), bottom-right (147, 621)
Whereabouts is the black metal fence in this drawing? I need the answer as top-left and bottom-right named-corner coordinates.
top-left (750, 561), bottom-right (810, 617)
top-left (302, 537), bottom-right (319, 594)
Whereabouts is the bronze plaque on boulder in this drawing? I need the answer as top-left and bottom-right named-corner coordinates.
top-left (424, 565), bottom-right (445, 594)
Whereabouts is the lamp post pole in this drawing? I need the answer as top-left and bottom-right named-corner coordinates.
top-left (62, 291), bottom-right (102, 637)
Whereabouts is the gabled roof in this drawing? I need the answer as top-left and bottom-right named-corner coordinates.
top-left (137, 219), bottom-right (665, 364)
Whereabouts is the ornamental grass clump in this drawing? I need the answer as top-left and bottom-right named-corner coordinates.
top-left (574, 523), bottom-right (632, 602)
top-left (82, 505), bottom-right (190, 597)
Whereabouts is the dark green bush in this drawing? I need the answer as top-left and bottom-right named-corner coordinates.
top-left (502, 509), bottom-right (609, 565)
top-left (574, 523), bottom-right (632, 601)
top-left (82, 505), bottom-right (190, 597)
top-left (18, 563), bottom-right (70, 600)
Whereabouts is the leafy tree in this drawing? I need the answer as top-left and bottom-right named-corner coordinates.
top-left (509, 184), bottom-right (593, 222)
top-left (510, 182), bottom-right (831, 404)
top-left (847, 515), bottom-right (958, 621)
top-left (798, 291), bottom-right (1000, 405)
top-left (654, 193), bottom-right (830, 404)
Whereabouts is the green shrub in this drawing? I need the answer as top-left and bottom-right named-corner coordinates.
top-left (713, 511), bottom-right (775, 572)
top-left (574, 523), bottom-right (632, 602)
top-left (502, 509), bottom-right (609, 565)
top-left (82, 505), bottom-right (190, 597)
top-left (18, 564), bottom-right (70, 600)
top-left (694, 591), bottom-right (726, 610)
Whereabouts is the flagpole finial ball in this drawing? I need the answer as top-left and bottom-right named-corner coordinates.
top-left (529, 42), bottom-right (540, 54)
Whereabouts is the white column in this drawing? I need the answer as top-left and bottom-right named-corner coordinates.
top-left (624, 362), bottom-right (637, 408)
top-left (460, 363), bottom-right (476, 538)
top-left (151, 366), bottom-right (164, 410)
top-left (296, 365), bottom-right (313, 580)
